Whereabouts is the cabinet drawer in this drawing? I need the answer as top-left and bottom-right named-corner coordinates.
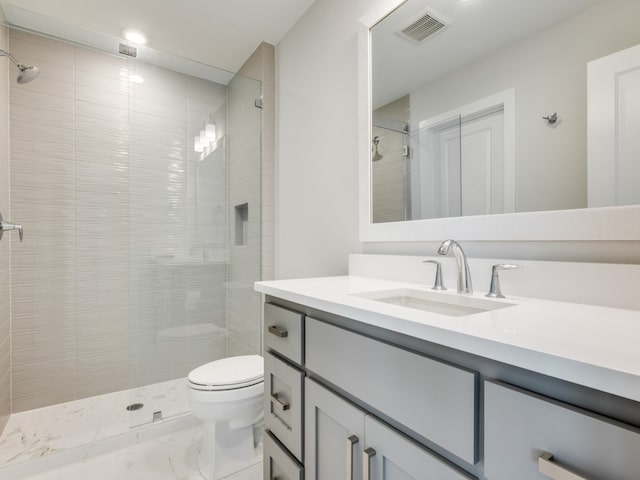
top-left (265, 303), bottom-right (304, 365)
top-left (484, 380), bottom-right (640, 480)
top-left (264, 351), bottom-right (304, 462)
top-left (305, 318), bottom-right (477, 464)
top-left (264, 430), bottom-right (303, 480)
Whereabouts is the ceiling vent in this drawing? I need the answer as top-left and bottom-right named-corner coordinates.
top-left (397, 8), bottom-right (449, 44)
top-left (119, 43), bottom-right (138, 57)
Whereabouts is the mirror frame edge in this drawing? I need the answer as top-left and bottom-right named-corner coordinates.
top-left (358, 2), bottom-right (640, 242)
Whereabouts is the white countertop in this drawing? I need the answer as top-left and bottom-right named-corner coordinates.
top-left (255, 275), bottom-right (640, 402)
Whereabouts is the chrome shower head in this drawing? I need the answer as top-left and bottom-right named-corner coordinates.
top-left (0, 49), bottom-right (39, 84)
top-left (17, 65), bottom-right (39, 84)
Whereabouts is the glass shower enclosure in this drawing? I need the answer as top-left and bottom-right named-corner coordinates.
top-left (125, 54), bottom-right (263, 425)
top-left (4, 24), bottom-right (263, 430)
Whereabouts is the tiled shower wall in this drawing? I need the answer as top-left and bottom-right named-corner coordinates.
top-left (227, 42), bottom-right (274, 356)
top-left (0, 24), bottom-right (10, 433)
top-left (7, 29), bottom-right (247, 412)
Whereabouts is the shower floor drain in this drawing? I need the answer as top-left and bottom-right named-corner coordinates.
top-left (126, 403), bottom-right (144, 411)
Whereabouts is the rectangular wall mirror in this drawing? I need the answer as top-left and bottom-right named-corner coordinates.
top-left (358, 0), bottom-right (640, 241)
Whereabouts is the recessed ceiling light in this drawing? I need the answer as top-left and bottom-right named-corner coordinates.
top-left (123, 29), bottom-right (147, 45)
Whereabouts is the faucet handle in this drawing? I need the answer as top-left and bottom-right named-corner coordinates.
top-left (423, 260), bottom-right (446, 291)
top-left (486, 264), bottom-right (522, 298)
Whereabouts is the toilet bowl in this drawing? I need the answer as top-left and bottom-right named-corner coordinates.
top-left (188, 355), bottom-right (264, 480)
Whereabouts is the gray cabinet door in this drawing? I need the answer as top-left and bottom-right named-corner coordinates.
top-left (364, 416), bottom-right (475, 480)
top-left (305, 378), bottom-right (366, 480)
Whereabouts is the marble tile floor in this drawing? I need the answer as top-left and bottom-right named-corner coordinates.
top-left (0, 378), bottom-right (190, 469)
top-left (16, 424), bottom-right (263, 480)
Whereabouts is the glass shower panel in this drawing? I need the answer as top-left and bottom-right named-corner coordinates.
top-left (371, 125), bottom-right (410, 223)
top-left (125, 55), bottom-right (262, 426)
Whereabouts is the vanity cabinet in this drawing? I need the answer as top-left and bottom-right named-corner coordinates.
top-left (262, 297), bottom-right (640, 480)
top-left (484, 380), bottom-right (640, 480)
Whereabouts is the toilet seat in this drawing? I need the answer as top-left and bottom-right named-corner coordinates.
top-left (188, 354), bottom-right (264, 391)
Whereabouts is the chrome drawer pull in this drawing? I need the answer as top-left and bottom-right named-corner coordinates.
top-left (363, 447), bottom-right (376, 480)
top-left (268, 325), bottom-right (288, 338)
top-left (538, 452), bottom-right (588, 480)
top-left (346, 435), bottom-right (359, 480)
top-left (270, 393), bottom-right (290, 411)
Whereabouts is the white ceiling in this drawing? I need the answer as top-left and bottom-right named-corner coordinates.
top-left (372, 0), bottom-right (605, 108)
top-left (0, 0), bottom-right (316, 73)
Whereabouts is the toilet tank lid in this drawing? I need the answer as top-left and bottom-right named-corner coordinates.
top-left (188, 355), bottom-right (264, 387)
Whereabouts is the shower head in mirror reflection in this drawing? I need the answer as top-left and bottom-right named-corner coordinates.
top-left (0, 48), bottom-right (39, 84)
top-left (372, 135), bottom-right (383, 161)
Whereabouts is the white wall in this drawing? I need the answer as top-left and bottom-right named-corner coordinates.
top-left (277, 0), bottom-right (640, 270)
top-left (276, 0), bottom-right (399, 279)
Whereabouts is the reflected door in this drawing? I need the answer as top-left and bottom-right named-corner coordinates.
top-left (425, 108), bottom-right (505, 217)
top-left (588, 43), bottom-right (640, 207)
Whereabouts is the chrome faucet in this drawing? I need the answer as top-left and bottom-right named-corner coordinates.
top-left (437, 239), bottom-right (472, 294)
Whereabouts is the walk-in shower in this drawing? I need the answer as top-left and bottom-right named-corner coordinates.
top-left (0, 48), bottom-right (39, 83)
top-left (0, 23), bottom-right (268, 476)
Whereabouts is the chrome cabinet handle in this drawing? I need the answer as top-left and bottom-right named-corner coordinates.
top-left (268, 325), bottom-right (288, 338)
top-left (538, 452), bottom-right (589, 480)
top-left (363, 447), bottom-right (376, 480)
top-left (0, 213), bottom-right (23, 242)
top-left (270, 393), bottom-right (290, 411)
top-left (346, 435), bottom-right (359, 480)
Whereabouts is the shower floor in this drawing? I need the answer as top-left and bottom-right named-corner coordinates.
top-left (0, 378), bottom-right (191, 473)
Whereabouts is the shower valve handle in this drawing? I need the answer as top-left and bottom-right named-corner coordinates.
top-left (0, 213), bottom-right (23, 242)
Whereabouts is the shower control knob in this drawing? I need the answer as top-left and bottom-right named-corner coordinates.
top-left (0, 213), bottom-right (23, 242)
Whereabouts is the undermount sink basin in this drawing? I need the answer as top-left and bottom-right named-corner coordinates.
top-left (351, 288), bottom-right (515, 317)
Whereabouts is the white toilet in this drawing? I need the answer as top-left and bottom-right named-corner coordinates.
top-left (188, 354), bottom-right (264, 480)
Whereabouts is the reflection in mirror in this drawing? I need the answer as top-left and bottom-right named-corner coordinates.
top-left (370, 0), bottom-right (640, 223)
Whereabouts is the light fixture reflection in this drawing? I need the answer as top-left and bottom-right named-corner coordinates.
top-left (123, 29), bottom-right (147, 45)
top-left (205, 123), bottom-right (216, 141)
top-left (194, 121), bottom-right (220, 158)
